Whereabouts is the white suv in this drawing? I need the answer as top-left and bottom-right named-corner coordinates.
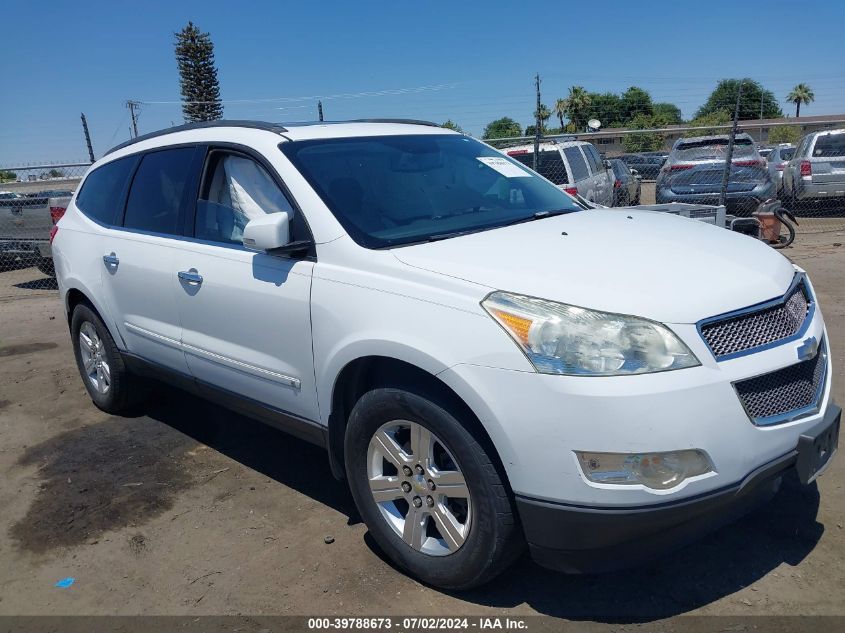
top-left (53, 120), bottom-right (839, 589)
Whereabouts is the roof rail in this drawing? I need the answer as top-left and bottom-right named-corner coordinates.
top-left (106, 120), bottom-right (288, 155)
top-left (347, 118), bottom-right (441, 127)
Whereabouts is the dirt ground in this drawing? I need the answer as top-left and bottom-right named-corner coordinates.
top-left (0, 230), bottom-right (844, 623)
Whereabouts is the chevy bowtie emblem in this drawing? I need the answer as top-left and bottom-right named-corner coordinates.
top-left (797, 336), bottom-right (819, 361)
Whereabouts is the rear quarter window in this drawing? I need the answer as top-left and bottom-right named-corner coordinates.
top-left (563, 147), bottom-right (589, 181)
top-left (509, 151), bottom-right (569, 184)
top-left (75, 156), bottom-right (136, 225)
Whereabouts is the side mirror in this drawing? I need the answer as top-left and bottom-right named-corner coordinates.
top-left (243, 212), bottom-right (290, 252)
top-left (603, 160), bottom-right (612, 170)
top-left (631, 168), bottom-right (641, 179)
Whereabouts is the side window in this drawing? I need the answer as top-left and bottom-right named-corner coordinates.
top-left (195, 152), bottom-right (294, 245)
top-left (75, 156), bottom-right (136, 225)
top-left (584, 145), bottom-right (604, 175)
top-left (124, 148), bottom-right (195, 235)
top-left (564, 147), bottom-right (589, 182)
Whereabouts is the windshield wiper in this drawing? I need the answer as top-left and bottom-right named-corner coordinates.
top-left (504, 208), bottom-right (576, 227)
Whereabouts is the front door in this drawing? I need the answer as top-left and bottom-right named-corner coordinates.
top-left (173, 148), bottom-right (319, 422)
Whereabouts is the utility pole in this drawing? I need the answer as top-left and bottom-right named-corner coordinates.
top-left (759, 91), bottom-right (764, 143)
top-left (317, 100), bottom-right (324, 122)
top-left (719, 80), bottom-right (744, 207)
top-left (126, 100), bottom-right (140, 138)
top-left (80, 113), bottom-right (95, 163)
top-left (533, 73), bottom-right (541, 171)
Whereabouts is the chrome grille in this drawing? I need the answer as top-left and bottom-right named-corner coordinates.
top-left (734, 340), bottom-right (827, 425)
top-left (700, 279), bottom-right (810, 359)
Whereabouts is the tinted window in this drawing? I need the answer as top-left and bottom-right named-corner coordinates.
top-left (586, 145), bottom-right (605, 174)
top-left (564, 147), bottom-right (589, 181)
top-left (813, 134), bottom-right (845, 158)
top-left (75, 157), bottom-right (136, 225)
top-left (674, 138), bottom-right (756, 161)
top-left (508, 150), bottom-right (569, 184)
top-left (281, 134), bottom-right (581, 249)
top-left (196, 152), bottom-right (294, 245)
top-left (780, 148), bottom-right (795, 161)
top-left (124, 148), bottom-right (195, 234)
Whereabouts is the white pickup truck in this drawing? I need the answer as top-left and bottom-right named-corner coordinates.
top-left (0, 190), bottom-right (72, 275)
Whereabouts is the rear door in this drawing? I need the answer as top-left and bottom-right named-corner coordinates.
top-left (98, 146), bottom-right (201, 375)
top-left (173, 147), bottom-right (319, 423)
top-left (583, 144), bottom-right (612, 206)
top-left (562, 146), bottom-right (592, 200)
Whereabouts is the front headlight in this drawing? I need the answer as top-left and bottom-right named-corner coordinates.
top-left (482, 291), bottom-right (700, 376)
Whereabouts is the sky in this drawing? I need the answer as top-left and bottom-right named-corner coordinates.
top-left (1, 0), bottom-right (844, 166)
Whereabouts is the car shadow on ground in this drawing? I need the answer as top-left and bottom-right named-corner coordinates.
top-left (456, 475), bottom-right (821, 621)
top-left (141, 386), bottom-right (359, 524)
top-left (141, 387), bottom-right (822, 621)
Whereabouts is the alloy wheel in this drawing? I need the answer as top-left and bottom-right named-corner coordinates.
top-left (366, 420), bottom-right (472, 556)
top-left (78, 321), bottom-right (110, 394)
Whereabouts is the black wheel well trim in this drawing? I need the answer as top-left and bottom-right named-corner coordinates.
top-left (327, 355), bottom-right (514, 495)
top-left (65, 287), bottom-right (96, 328)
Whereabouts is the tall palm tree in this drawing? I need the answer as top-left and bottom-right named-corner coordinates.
top-left (534, 103), bottom-right (551, 133)
top-left (786, 83), bottom-right (815, 117)
top-left (554, 98), bottom-right (567, 130)
top-left (561, 86), bottom-right (592, 131)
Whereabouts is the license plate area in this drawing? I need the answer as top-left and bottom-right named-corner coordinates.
top-left (796, 410), bottom-right (840, 484)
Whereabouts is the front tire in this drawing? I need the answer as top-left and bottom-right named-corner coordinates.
top-left (345, 388), bottom-right (521, 589)
top-left (71, 303), bottom-right (146, 414)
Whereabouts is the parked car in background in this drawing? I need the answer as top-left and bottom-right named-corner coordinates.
top-left (506, 140), bottom-right (614, 206)
top-left (0, 192), bottom-right (71, 275)
top-left (52, 119), bottom-right (838, 589)
top-left (608, 158), bottom-right (641, 206)
top-left (655, 133), bottom-right (774, 216)
top-left (782, 129), bottom-right (845, 210)
top-left (758, 147), bottom-right (773, 160)
top-left (0, 191), bottom-right (24, 201)
top-left (619, 154), bottom-right (665, 180)
top-left (766, 144), bottom-right (795, 194)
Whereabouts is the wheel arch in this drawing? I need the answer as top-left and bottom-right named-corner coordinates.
top-left (326, 355), bottom-right (514, 498)
top-left (63, 281), bottom-right (123, 349)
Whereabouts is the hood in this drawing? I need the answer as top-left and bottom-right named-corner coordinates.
top-left (392, 209), bottom-right (795, 324)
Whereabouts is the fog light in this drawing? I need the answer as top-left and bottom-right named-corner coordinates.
top-left (575, 449), bottom-right (712, 490)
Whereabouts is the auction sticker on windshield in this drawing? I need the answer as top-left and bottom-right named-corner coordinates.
top-left (477, 156), bottom-right (532, 177)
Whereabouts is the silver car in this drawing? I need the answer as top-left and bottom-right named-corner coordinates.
top-left (782, 129), bottom-right (845, 208)
top-left (504, 140), bottom-right (614, 206)
top-left (766, 144), bottom-right (795, 194)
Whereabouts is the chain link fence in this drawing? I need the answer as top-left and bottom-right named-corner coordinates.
top-left (1, 162), bottom-right (88, 296)
top-left (484, 122), bottom-right (845, 237)
top-left (2, 123), bottom-right (844, 299)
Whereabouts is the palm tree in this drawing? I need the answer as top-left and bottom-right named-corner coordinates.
top-left (534, 103), bottom-right (551, 133)
top-left (561, 86), bottom-right (592, 131)
top-left (786, 83), bottom-right (814, 118)
top-left (554, 98), bottom-right (567, 130)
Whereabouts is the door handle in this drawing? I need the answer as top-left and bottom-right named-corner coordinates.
top-left (103, 253), bottom-right (119, 267)
top-left (178, 269), bottom-right (203, 286)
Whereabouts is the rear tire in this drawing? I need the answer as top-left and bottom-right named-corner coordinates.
top-left (345, 388), bottom-right (522, 589)
top-left (71, 303), bottom-right (147, 414)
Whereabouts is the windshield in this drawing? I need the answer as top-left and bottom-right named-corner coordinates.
top-left (281, 134), bottom-right (582, 248)
top-left (674, 138), bottom-right (757, 162)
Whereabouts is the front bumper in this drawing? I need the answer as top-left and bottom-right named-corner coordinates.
top-left (517, 402), bottom-right (839, 573)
